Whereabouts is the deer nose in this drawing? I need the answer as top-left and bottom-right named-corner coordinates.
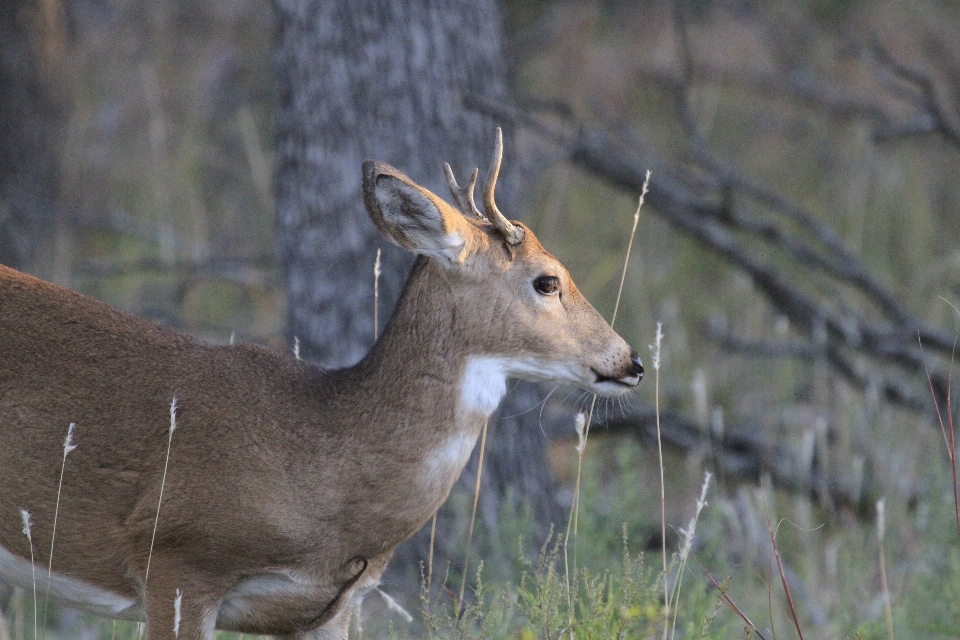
top-left (630, 350), bottom-right (644, 380)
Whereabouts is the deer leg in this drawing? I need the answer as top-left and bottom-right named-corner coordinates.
top-left (140, 555), bottom-right (221, 640)
top-left (276, 610), bottom-right (350, 640)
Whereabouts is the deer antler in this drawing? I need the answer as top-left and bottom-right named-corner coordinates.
top-left (482, 127), bottom-right (524, 245)
top-left (443, 164), bottom-right (483, 219)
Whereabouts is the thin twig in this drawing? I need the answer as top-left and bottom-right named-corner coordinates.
top-left (763, 494), bottom-right (804, 640)
top-left (697, 559), bottom-right (769, 640)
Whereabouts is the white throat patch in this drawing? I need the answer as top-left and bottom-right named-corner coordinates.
top-left (460, 355), bottom-right (580, 415)
top-left (460, 357), bottom-right (509, 416)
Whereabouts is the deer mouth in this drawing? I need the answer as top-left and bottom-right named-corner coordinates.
top-left (591, 368), bottom-right (642, 390)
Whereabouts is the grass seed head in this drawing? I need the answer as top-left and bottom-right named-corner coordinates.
top-left (64, 422), bottom-right (77, 455)
top-left (20, 509), bottom-right (32, 539)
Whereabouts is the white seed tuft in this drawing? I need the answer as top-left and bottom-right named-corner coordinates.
top-left (649, 321), bottom-right (663, 371)
top-left (876, 497), bottom-right (886, 542)
top-left (20, 509), bottom-right (32, 539)
top-left (573, 413), bottom-right (587, 454)
top-left (64, 422), bottom-right (78, 455)
top-left (169, 397), bottom-right (178, 435)
top-left (173, 588), bottom-right (182, 637)
top-left (677, 471), bottom-right (712, 565)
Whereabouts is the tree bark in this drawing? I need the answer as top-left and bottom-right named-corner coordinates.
top-left (272, 0), bottom-right (561, 592)
top-left (274, 0), bottom-right (518, 367)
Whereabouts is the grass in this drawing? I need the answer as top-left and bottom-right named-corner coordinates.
top-left (407, 486), bottom-right (715, 640)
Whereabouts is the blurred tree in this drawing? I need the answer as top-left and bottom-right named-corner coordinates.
top-left (272, 0), bottom-right (562, 586)
top-left (0, 0), bottom-right (67, 275)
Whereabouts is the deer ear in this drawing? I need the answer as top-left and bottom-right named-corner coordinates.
top-left (363, 161), bottom-right (476, 264)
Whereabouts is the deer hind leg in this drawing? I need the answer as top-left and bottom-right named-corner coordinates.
top-left (140, 555), bottom-right (222, 640)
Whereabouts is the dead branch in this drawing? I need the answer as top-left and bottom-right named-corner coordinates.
top-left (552, 405), bottom-right (879, 522)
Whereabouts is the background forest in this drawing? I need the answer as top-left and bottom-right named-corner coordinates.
top-left (4, 0), bottom-right (960, 638)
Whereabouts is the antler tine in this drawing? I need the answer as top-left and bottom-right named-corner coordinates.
top-left (482, 127), bottom-right (525, 245)
top-left (443, 163), bottom-right (483, 219)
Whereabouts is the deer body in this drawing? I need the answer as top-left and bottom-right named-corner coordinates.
top-left (0, 135), bottom-right (642, 639)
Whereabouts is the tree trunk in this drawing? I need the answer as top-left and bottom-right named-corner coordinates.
top-left (0, 0), bottom-right (66, 274)
top-left (273, 0), bottom-right (561, 593)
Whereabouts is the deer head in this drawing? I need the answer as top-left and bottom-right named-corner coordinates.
top-left (362, 128), bottom-right (642, 415)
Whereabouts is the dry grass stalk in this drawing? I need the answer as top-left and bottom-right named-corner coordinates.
top-left (763, 497), bottom-right (804, 640)
top-left (140, 397), bottom-right (179, 638)
top-left (457, 419), bottom-right (488, 618)
top-left (876, 498), bottom-right (894, 640)
top-left (920, 325), bottom-right (960, 541)
top-left (20, 509), bottom-right (37, 639)
top-left (374, 248), bottom-right (382, 342)
top-left (563, 172), bottom-right (651, 638)
top-left (667, 470), bottom-right (711, 639)
top-left (698, 559), bottom-right (769, 640)
top-left (651, 321), bottom-right (668, 639)
top-left (427, 514), bottom-right (437, 594)
top-left (41, 421), bottom-right (78, 639)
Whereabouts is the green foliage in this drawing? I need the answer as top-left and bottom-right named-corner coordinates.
top-left (405, 533), bottom-right (673, 640)
top-left (901, 537), bottom-right (960, 637)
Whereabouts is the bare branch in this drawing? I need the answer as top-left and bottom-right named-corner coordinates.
top-left (869, 35), bottom-right (960, 146)
top-left (580, 406), bottom-right (879, 522)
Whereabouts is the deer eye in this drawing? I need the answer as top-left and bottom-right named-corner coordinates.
top-left (534, 275), bottom-right (560, 296)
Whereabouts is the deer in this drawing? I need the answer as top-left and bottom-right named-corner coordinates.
top-left (0, 129), bottom-right (643, 639)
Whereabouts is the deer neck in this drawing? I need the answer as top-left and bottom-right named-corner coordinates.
top-left (355, 255), bottom-right (504, 424)
top-left (337, 257), bottom-right (501, 519)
